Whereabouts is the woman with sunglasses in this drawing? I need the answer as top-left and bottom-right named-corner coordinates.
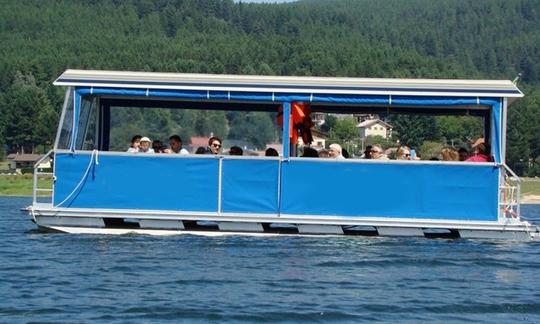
top-left (370, 145), bottom-right (389, 160)
top-left (396, 146), bottom-right (411, 160)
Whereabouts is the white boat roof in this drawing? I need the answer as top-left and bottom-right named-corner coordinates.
top-left (54, 69), bottom-right (523, 98)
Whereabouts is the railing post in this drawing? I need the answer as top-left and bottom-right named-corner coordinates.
top-left (32, 150), bottom-right (54, 207)
top-left (499, 163), bottom-right (522, 219)
top-left (33, 166), bottom-right (38, 205)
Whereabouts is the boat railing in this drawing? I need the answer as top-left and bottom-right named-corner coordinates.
top-left (33, 150), bottom-right (55, 206)
top-left (499, 163), bottom-right (521, 219)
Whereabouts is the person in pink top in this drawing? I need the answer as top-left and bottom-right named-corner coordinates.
top-left (466, 141), bottom-right (491, 162)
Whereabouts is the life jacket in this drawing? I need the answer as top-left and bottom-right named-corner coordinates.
top-left (277, 102), bottom-right (314, 145)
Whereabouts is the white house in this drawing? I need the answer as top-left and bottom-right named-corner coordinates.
top-left (6, 153), bottom-right (50, 173)
top-left (357, 119), bottom-right (392, 139)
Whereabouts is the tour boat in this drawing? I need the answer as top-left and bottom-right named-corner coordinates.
top-left (28, 69), bottom-right (539, 240)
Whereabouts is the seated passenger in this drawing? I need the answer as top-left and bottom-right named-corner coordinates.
top-left (342, 148), bottom-right (350, 159)
top-left (265, 148), bottom-right (279, 157)
top-left (328, 143), bottom-right (345, 160)
top-left (208, 136), bottom-right (222, 155)
top-left (458, 147), bottom-right (469, 161)
top-left (195, 146), bottom-right (208, 154)
top-left (127, 135), bottom-right (142, 153)
top-left (301, 146), bottom-right (319, 158)
top-left (441, 147), bottom-right (459, 161)
top-left (362, 145), bottom-right (372, 159)
top-left (396, 146), bottom-right (411, 160)
top-left (466, 141), bottom-right (490, 162)
top-left (165, 135), bottom-right (189, 155)
top-left (152, 140), bottom-right (164, 153)
top-left (138, 137), bottom-right (154, 154)
top-left (370, 145), bottom-right (389, 160)
top-left (318, 149), bottom-right (330, 158)
top-left (229, 146), bottom-right (243, 156)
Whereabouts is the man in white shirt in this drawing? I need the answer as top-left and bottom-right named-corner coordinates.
top-left (165, 135), bottom-right (189, 155)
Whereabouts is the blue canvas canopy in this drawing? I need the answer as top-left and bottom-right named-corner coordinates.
top-left (54, 69), bottom-right (522, 162)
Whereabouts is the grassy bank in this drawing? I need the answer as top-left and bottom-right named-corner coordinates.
top-left (0, 161), bottom-right (9, 170)
top-left (521, 178), bottom-right (540, 196)
top-left (0, 174), bottom-right (52, 196)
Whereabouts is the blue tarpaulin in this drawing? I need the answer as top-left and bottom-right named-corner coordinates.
top-left (280, 160), bottom-right (499, 221)
top-left (54, 153), bottom-right (499, 221)
top-left (52, 86), bottom-right (505, 221)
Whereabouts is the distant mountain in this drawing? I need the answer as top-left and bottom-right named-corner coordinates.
top-left (0, 0), bottom-right (539, 173)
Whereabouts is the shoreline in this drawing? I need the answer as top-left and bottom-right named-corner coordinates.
top-left (521, 195), bottom-right (540, 205)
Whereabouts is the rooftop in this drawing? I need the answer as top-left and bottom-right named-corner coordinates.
top-left (7, 154), bottom-right (45, 162)
top-left (357, 119), bottom-right (392, 129)
top-left (55, 69), bottom-right (523, 99)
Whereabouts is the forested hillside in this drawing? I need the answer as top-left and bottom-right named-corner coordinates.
top-left (0, 0), bottom-right (539, 174)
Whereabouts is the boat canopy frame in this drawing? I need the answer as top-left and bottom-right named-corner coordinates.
top-left (54, 70), bottom-right (523, 161)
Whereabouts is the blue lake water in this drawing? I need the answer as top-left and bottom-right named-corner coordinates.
top-left (0, 196), bottom-right (539, 323)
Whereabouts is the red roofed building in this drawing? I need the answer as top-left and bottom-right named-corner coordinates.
top-left (189, 137), bottom-right (209, 152)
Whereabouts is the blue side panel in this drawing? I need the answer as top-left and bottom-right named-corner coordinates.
top-left (54, 153), bottom-right (219, 212)
top-left (221, 159), bottom-right (279, 213)
top-left (281, 160), bottom-right (499, 221)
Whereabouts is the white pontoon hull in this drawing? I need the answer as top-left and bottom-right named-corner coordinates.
top-left (28, 204), bottom-right (539, 240)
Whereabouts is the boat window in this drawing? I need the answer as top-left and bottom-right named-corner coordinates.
top-left (65, 93), bottom-right (492, 161)
top-left (308, 106), bottom-right (487, 160)
top-left (55, 93), bottom-right (98, 151)
top-left (76, 97), bottom-right (98, 150)
top-left (105, 102), bottom-right (281, 155)
top-left (56, 89), bottom-right (74, 150)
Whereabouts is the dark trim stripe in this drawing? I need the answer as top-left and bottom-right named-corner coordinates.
top-left (56, 78), bottom-right (522, 95)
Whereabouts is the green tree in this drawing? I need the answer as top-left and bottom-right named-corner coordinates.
top-left (0, 93), bottom-right (6, 158)
top-left (227, 112), bottom-right (278, 149)
top-left (391, 115), bottom-right (440, 149)
top-left (436, 115), bottom-right (483, 148)
top-left (193, 111), bottom-right (228, 139)
top-left (419, 141), bottom-right (444, 160)
top-left (3, 72), bottom-right (56, 153)
top-left (507, 87), bottom-right (540, 176)
top-left (0, 0), bottom-right (539, 170)
top-left (327, 117), bottom-right (358, 147)
top-left (320, 114), bottom-right (337, 133)
top-left (332, 117), bottom-right (358, 141)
